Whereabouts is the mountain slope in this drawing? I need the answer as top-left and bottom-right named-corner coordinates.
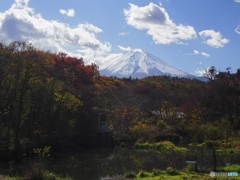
top-left (99, 50), bottom-right (196, 79)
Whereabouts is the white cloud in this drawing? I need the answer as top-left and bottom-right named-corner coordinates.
top-left (15, 0), bottom-right (29, 5)
top-left (123, 3), bottom-right (196, 45)
top-left (0, 0), bottom-right (111, 63)
top-left (199, 30), bottom-right (229, 48)
top-left (118, 45), bottom-right (132, 51)
top-left (118, 31), bottom-right (130, 36)
top-left (60, 9), bottom-right (75, 17)
top-left (193, 50), bottom-right (199, 55)
top-left (193, 50), bottom-right (210, 57)
top-left (235, 0), bottom-right (240, 3)
top-left (201, 52), bottom-right (210, 57)
top-left (117, 45), bottom-right (143, 53)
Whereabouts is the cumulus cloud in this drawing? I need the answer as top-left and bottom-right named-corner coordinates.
top-left (0, 0), bottom-right (111, 63)
top-left (123, 3), bottom-right (196, 45)
top-left (193, 50), bottom-right (210, 57)
top-left (60, 9), bottom-right (75, 17)
top-left (199, 30), bottom-right (229, 48)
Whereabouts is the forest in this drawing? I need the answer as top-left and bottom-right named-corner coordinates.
top-left (0, 41), bottom-right (240, 159)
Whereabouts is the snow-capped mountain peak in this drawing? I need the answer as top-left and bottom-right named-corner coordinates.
top-left (99, 50), bottom-right (194, 79)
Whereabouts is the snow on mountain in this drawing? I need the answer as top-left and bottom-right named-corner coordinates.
top-left (99, 50), bottom-right (196, 79)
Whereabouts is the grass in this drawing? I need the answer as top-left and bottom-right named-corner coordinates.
top-left (134, 141), bottom-right (188, 152)
top-left (125, 169), bottom-right (240, 180)
top-left (125, 164), bottom-right (240, 180)
top-left (218, 164), bottom-right (240, 173)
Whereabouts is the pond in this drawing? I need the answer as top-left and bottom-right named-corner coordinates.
top-left (48, 147), bottom-right (240, 180)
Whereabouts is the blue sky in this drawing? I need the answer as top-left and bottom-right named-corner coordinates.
top-left (0, 0), bottom-right (240, 76)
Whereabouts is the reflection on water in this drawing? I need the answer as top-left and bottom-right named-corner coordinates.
top-left (49, 147), bottom-right (240, 180)
top-left (50, 149), bottom-right (115, 180)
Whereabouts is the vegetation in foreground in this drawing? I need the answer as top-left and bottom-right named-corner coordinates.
top-left (4, 165), bottom-right (240, 180)
top-left (125, 165), bottom-right (240, 180)
top-left (0, 173), bottom-right (72, 180)
top-left (0, 146), bottom-right (72, 180)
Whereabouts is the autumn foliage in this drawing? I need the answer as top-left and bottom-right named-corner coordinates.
top-left (0, 41), bottom-right (240, 153)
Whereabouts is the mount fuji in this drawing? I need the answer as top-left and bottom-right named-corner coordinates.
top-left (99, 50), bottom-right (197, 79)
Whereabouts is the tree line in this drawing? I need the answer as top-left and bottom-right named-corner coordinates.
top-left (0, 41), bottom-right (240, 154)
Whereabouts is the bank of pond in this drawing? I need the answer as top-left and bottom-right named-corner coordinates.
top-left (0, 141), bottom-right (240, 180)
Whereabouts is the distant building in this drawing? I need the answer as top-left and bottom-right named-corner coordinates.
top-left (150, 110), bottom-right (186, 119)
